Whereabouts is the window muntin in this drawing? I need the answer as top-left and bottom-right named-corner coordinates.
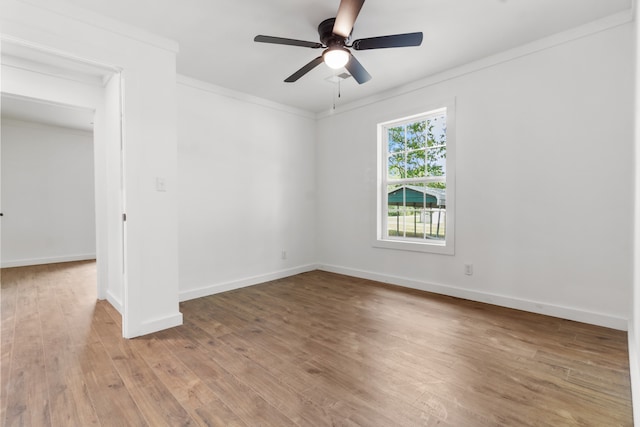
top-left (377, 105), bottom-right (454, 254)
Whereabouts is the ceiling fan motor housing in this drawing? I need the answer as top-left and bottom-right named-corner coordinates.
top-left (318, 18), bottom-right (350, 47)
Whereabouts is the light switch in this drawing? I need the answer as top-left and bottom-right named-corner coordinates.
top-left (155, 177), bottom-right (167, 192)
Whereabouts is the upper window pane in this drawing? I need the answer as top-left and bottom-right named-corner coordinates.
top-left (386, 112), bottom-right (447, 181)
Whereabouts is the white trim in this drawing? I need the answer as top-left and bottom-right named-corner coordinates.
top-left (372, 238), bottom-right (452, 255)
top-left (179, 264), bottom-right (318, 302)
top-left (1, 254), bottom-right (96, 268)
top-left (316, 9), bottom-right (633, 119)
top-left (124, 312), bottom-right (183, 339)
top-left (177, 74), bottom-right (315, 120)
top-left (628, 322), bottom-right (640, 426)
top-left (318, 263), bottom-right (628, 331)
top-left (1, 35), bottom-right (123, 82)
top-left (0, 117), bottom-right (94, 135)
top-left (2, 51), bottom-right (106, 88)
top-left (106, 289), bottom-right (123, 313)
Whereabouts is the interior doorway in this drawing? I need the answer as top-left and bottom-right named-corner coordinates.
top-left (1, 40), bottom-right (127, 325)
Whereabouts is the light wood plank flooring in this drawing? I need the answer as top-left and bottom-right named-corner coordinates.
top-left (1, 261), bottom-right (633, 426)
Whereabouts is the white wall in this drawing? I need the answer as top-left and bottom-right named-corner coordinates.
top-left (177, 77), bottom-right (317, 300)
top-left (1, 119), bottom-right (95, 267)
top-left (316, 22), bottom-right (634, 329)
top-left (630, 3), bottom-right (640, 424)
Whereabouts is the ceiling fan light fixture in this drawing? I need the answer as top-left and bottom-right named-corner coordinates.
top-left (254, 0), bottom-right (422, 84)
top-left (323, 47), bottom-right (350, 69)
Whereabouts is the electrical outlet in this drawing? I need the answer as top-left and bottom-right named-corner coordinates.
top-left (464, 264), bottom-right (473, 276)
top-left (281, 250), bottom-right (287, 260)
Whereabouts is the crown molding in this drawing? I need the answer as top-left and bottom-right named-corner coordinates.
top-left (317, 9), bottom-right (633, 119)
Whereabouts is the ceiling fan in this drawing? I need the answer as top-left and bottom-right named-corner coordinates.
top-left (254, 0), bottom-right (423, 84)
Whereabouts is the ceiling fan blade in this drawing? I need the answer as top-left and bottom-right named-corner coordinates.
top-left (254, 35), bottom-right (323, 49)
top-left (352, 32), bottom-right (423, 50)
top-left (285, 56), bottom-right (325, 82)
top-left (345, 53), bottom-right (371, 84)
top-left (333, 0), bottom-right (365, 38)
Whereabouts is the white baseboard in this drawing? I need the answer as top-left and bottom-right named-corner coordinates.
top-left (179, 263), bottom-right (319, 302)
top-left (1, 253), bottom-right (96, 268)
top-left (318, 263), bottom-right (628, 331)
top-left (124, 311), bottom-right (183, 339)
top-left (106, 289), bottom-right (123, 314)
top-left (628, 322), bottom-right (639, 426)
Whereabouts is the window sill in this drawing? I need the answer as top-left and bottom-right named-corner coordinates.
top-left (373, 238), bottom-right (454, 255)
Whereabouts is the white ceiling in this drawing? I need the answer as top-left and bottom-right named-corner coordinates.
top-left (4, 0), bottom-right (634, 116)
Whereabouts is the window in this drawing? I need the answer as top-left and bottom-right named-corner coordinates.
top-left (376, 101), bottom-right (455, 254)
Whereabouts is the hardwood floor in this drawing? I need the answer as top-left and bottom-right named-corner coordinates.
top-left (1, 261), bottom-right (633, 426)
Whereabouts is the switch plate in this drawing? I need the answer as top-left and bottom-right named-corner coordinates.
top-left (155, 177), bottom-right (167, 192)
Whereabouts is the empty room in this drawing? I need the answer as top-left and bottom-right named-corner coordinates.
top-left (1, 0), bottom-right (639, 425)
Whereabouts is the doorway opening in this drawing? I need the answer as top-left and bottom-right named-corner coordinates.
top-left (1, 39), bottom-right (126, 329)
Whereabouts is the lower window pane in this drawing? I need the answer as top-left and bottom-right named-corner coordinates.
top-left (386, 183), bottom-right (446, 241)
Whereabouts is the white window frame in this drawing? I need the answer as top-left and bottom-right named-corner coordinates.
top-left (374, 99), bottom-right (456, 255)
